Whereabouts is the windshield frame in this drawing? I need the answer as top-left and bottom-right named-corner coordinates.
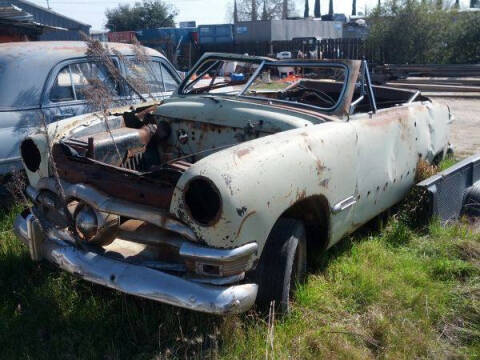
top-left (178, 55), bottom-right (350, 113)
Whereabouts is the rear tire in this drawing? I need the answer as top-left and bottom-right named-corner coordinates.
top-left (254, 218), bottom-right (307, 314)
top-left (463, 182), bottom-right (480, 217)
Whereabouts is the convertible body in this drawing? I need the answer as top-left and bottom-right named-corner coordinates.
top-left (15, 54), bottom-right (452, 314)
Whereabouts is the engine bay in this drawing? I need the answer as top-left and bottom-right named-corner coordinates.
top-left (51, 102), bottom-right (295, 209)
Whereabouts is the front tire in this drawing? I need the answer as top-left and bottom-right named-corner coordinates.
top-left (254, 218), bottom-right (307, 314)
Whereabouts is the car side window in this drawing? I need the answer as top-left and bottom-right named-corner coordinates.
top-left (50, 66), bottom-right (75, 102)
top-left (124, 59), bottom-right (179, 95)
top-left (70, 62), bottom-right (120, 100)
top-left (161, 65), bottom-right (178, 92)
top-left (125, 59), bottom-right (164, 94)
top-left (49, 61), bottom-right (120, 103)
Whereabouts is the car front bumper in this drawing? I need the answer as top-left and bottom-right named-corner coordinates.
top-left (14, 210), bottom-right (258, 315)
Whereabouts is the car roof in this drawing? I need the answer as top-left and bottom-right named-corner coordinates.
top-left (0, 41), bottom-right (164, 63)
top-left (0, 41), bottom-right (166, 110)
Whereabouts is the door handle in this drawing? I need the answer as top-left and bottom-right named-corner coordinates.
top-left (60, 109), bottom-right (75, 116)
top-left (53, 115), bottom-right (69, 121)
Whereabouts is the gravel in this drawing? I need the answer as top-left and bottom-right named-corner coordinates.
top-left (433, 97), bottom-right (480, 159)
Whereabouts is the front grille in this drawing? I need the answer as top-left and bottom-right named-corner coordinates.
top-left (123, 151), bottom-right (148, 172)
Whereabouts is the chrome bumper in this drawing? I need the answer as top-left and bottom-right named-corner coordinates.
top-left (14, 211), bottom-right (258, 315)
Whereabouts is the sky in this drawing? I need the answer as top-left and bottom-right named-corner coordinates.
top-left (27, 0), bottom-right (471, 31)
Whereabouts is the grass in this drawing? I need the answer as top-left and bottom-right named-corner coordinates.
top-left (0, 162), bottom-right (479, 358)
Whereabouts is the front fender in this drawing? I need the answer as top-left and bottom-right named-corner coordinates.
top-left (170, 121), bottom-right (358, 254)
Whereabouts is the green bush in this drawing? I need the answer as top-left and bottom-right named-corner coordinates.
top-left (367, 1), bottom-right (480, 64)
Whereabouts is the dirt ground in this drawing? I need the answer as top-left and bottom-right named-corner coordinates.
top-left (433, 97), bottom-right (480, 159)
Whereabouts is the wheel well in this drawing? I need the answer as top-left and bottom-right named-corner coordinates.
top-left (281, 195), bottom-right (330, 252)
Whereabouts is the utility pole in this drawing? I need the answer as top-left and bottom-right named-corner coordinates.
top-left (328, 0), bottom-right (333, 16)
top-left (46, 0), bottom-right (51, 9)
top-left (352, 0), bottom-right (356, 15)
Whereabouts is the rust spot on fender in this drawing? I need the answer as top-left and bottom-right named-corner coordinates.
top-left (316, 160), bottom-right (327, 175)
top-left (236, 147), bottom-right (252, 158)
top-left (295, 189), bottom-right (307, 202)
top-left (319, 178), bottom-right (330, 188)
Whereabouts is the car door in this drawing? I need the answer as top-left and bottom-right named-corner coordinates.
top-left (41, 59), bottom-right (123, 124)
top-left (350, 104), bottom-right (419, 226)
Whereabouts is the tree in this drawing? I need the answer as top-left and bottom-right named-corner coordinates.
top-left (446, 10), bottom-right (480, 63)
top-left (282, 0), bottom-right (288, 18)
top-left (304, 0), bottom-right (309, 17)
top-left (366, 1), bottom-right (480, 64)
top-left (328, 0), bottom-right (334, 16)
top-left (234, 0), bottom-right (239, 23)
top-left (352, 0), bottom-right (356, 15)
top-left (105, 0), bottom-right (176, 31)
top-left (314, 0), bottom-right (321, 17)
top-left (252, 0), bottom-right (257, 20)
top-left (234, 0), bottom-right (295, 21)
top-left (262, 0), bottom-right (268, 20)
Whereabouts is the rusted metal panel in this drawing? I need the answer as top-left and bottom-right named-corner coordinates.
top-left (51, 143), bottom-right (178, 209)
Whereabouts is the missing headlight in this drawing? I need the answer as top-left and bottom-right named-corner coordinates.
top-left (184, 177), bottom-right (221, 226)
top-left (20, 139), bottom-right (41, 172)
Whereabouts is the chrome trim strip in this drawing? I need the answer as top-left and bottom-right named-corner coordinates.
top-left (0, 156), bottom-right (21, 165)
top-left (14, 212), bottom-right (258, 314)
top-left (180, 242), bottom-right (258, 262)
top-left (26, 186), bottom-right (40, 202)
top-left (35, 178), bottom-right (198, 242)
top-left (332, 196), bottom-right (357, 214)
top-left (190, 273), bottom-right (245, 286)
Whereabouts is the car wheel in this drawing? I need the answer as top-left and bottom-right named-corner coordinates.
top-left (463, 182), bottom-right (480, 217)
top-left (254, 218), bottom-right (307, 314)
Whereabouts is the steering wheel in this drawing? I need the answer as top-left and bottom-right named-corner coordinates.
top-left (298, 88), bottom-right (336, 107)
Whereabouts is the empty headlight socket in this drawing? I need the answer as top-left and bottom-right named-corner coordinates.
top-left (183, 176), bottom-right (222, 226)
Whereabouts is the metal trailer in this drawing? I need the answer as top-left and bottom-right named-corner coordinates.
top-left (198, 24), bottom-right (234, 45)
top-left (234, 19), bottom-right (343, 43)
top-left (417, 153), bottom-right (480, 221)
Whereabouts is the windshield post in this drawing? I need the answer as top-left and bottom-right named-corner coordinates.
top-left (239, 61), bottom-right (266, 96)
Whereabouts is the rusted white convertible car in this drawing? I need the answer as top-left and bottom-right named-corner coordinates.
top-left (15, 54), bottom-right (452, 314)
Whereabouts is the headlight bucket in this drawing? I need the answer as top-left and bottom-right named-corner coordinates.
top-left (184, 176), bottom-right (222, 226)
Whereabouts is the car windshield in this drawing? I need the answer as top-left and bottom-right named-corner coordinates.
top-left (182, 59), bottom-right (261, 95)
top-left (181, 58), bottom-right (348, 111)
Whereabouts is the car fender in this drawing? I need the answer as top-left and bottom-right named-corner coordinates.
top-left (170, 121), bottom-right (358, 254)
